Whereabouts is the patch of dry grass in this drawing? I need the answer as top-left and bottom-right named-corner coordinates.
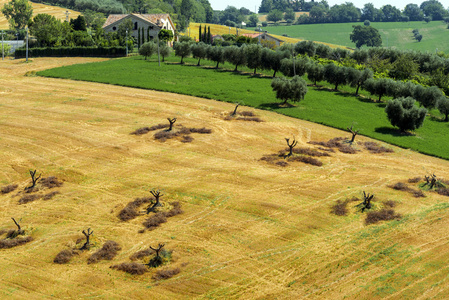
top-left (1, 184), bottom-right (18, 194)
top-left (53, 249), bottom-right (78, 264)
top-left (152, 267), bottom-right (180, 280)
top-left (118, 197), bottom-right (152, 221)
top-left (0, 236), bottom-right (33, 249)
top-left (365, 209), bottom-right (402, 225)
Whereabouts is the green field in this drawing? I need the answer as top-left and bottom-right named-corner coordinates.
top-left (37, 56), bottom-right (449, 159)
top-left (250, 21), bottom-right (449, 53)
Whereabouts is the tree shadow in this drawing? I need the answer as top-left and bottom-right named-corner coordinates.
top-left (374, 127), bottom-right (414, 137)
top-left (259, 102), bottom-right (295, 110)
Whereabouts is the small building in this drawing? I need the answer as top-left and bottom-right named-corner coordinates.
top-left (242, 32), bottom-right (284, 46)
top-left (102, 13), bottom-right (175, 44)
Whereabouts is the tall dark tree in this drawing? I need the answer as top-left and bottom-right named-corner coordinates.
top-left (199, 25), bottom-right (202, 42)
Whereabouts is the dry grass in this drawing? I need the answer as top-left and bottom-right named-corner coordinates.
top-left (111, 262), bottom-right (148, 275)
top-left (87, 241), bottom-right (121, 264)
top-left (408, 177), bottom-right (422, 183)
top-left (2, 58), bottom-right (449, 298)
top-left (131, 124), bottom-right (168, 135)
top-left (153, 126), bottom-right (212, 142)
top-left (1, 184), bottom-right (18, 194)
top-left (0, 0), bottom-right (81, 30)
top-left (383, 200), bottom-right (397, 208)
top-left (152, 267), bottom-right (181, 280)
top-left (291, 147), bottom-right (331, 157)
top-left (309, 137), bottom-right (357, 154)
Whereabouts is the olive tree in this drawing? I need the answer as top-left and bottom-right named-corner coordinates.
top-left (306, 62), bottom-right (325, 85)
top-left (174, 41), bottom-right (192, 64)
top-left (437, 97), bottom-right (449, 122)
top-left (271, 75), bottom-right (308, 105)
top-left (206, 45), bottom-right (224, 68)
top-left (385, 97), bottom-right (427, 132)
top-left (191, 42), bottom-right (208, 66)
top-left (223, 45), bottom-right (246, 72)
top-left (139, 41), bottom-right (157, 60)
top-left (324, 63), bottom-right (349, 90)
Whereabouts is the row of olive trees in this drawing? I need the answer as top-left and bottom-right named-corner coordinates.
top-left (171, 41), bottom-right (449, 122)
top-left (138, 41), bottom-right (172, 61)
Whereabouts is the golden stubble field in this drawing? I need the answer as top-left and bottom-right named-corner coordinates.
top-left (1, 57), bottom-right (449, 299)
top-left (0, 0), bottom-right (81, 30)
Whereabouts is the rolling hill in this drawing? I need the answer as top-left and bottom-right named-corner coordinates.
top-left (253, 20), bottom-right (449, 53)
top-left (0, 0), bottom-right (81, 30)
top-left (1, 57), bottom-right (449, 298)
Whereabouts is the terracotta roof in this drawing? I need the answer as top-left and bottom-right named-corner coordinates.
top-left (242, 33), bottom-right (261, 38)
top-left (102, 13), bottom-right (172, 29)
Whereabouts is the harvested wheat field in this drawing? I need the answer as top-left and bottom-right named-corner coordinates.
top-left (0, 0), bottom-right (81, 30)
top-left (1, 57), bottom-right (449, 299)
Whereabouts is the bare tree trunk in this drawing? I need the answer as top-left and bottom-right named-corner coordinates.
top-left (80, 228), bottom-right (93, 250)
top-left (347, 125), bottom-right (359, 143)
top-left (27, 170), bottom-right (41, 189)
top-left (147, 190), bottom-right (163, 213)
top-left (167, 118), bottom-right (177, 131)
top-left (285, 138), bottom-right (298, 157)
top-left (231, 104), bottom-right (239, 116)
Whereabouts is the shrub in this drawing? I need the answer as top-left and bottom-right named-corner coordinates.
top-left (412, 189), bottom-right (426, 197)
top-left (365, 209), bottom-right (401, 225)
top-left (15, 47), bottom-right (126, 59)
top-left (43, 191), bottom-right (60, 200)
top-left (111, 262), bottom-right (148, 275)
top-left (130, 248), bottom-right (152, 261)
top-left (0, 236), bottom-right (33, 248)
top-left (364, 142), bottom-right (394, 153)
top-left (131, 127), bottom-right (151, 135)
top-left (118, 197), bottom-right (152, 221)
top-left (338, 145), bottom-right (357, 154)
top-left (152, 267), bottom-right (180, 280)
top-left (142, 212), bottom-right (167, 230)
top-left (18, 194), bottom-right (40, 204)
top-left (436, 188), bottom-right (449, 196)
top-left (54, 249), bottom-right (77, 264)
top-left (1, 184), bottom-right (18, 194)
top-left (40, 176), bottom-right (63, 188)
top-left (289, 156), bottom-right (323, 166)
top-left (166, 202), bottom-right (184, 217)
top-left (292, 148), bottom-right (330, 157)
top-left (383, 200), bottom-right (397, 208)
top-left (331, 200), bottom-right (349, 216)
top-left (88, 241), bottom-right (121, 264)
top-left (408, 177), bottom-right (422, 183)
top-left (188, 127), bottom-right (212, 134)
top-left (236, 117), bottom-right (263, 122)
top-left (389, 182), bottom-right (408, 191)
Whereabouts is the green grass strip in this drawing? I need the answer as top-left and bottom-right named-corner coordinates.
top-left (37, 56), bottom-right (449, 160)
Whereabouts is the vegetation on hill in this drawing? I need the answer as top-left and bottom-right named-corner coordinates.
top-left (250, 21), bottom-right (449, 53)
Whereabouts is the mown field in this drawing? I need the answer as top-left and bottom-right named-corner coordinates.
top-left (38, 55), bottom-right (449, 160)
top-left (3, 57), bottom-right (449, 299)
top-left (0, 0), bottom-right (81, 30)
top-left (249, 20), bottom-right (449, 53)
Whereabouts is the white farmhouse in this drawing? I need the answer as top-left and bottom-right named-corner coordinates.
top-left (103, 14), bottom-right (175, 43)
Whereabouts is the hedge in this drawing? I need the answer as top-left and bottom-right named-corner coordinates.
top-left (15, 47), bottom-right (126, 58)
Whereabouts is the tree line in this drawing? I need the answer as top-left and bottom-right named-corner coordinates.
top-left (169, 39), bottom-right (449, 124)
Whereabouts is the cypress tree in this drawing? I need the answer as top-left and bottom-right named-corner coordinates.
top-left (147, 27), bottom-right (150, 42)
top-left (142, 28), bottom-right (145, 45)
top-left (207, 26), bottom-right (211, 44)
top-left (203, 25), bottom-right (207, 43)
top-left (199, 25), bottom-right (202, 42)
top-left (138, 27), bottom-right (141, 48)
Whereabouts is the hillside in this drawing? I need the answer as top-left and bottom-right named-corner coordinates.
top-left (1, 57), bottom-right (449, 298)
top-left (0, 0), bottom-right (81, 30)
top-left (187, 22), bottom-right (351, 49)
top-left (254, 20), bottom-right (449, 53)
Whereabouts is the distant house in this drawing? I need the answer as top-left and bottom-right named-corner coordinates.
top-left (102, 14), bottom-right (175, 44)
top-left (242, 32), bottom-right (284, 46)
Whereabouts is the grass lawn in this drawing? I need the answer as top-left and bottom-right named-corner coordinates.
top-left (37, 55), bottom-right (449, 159)
top-left (249, 21), bottom-right (449, 53)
